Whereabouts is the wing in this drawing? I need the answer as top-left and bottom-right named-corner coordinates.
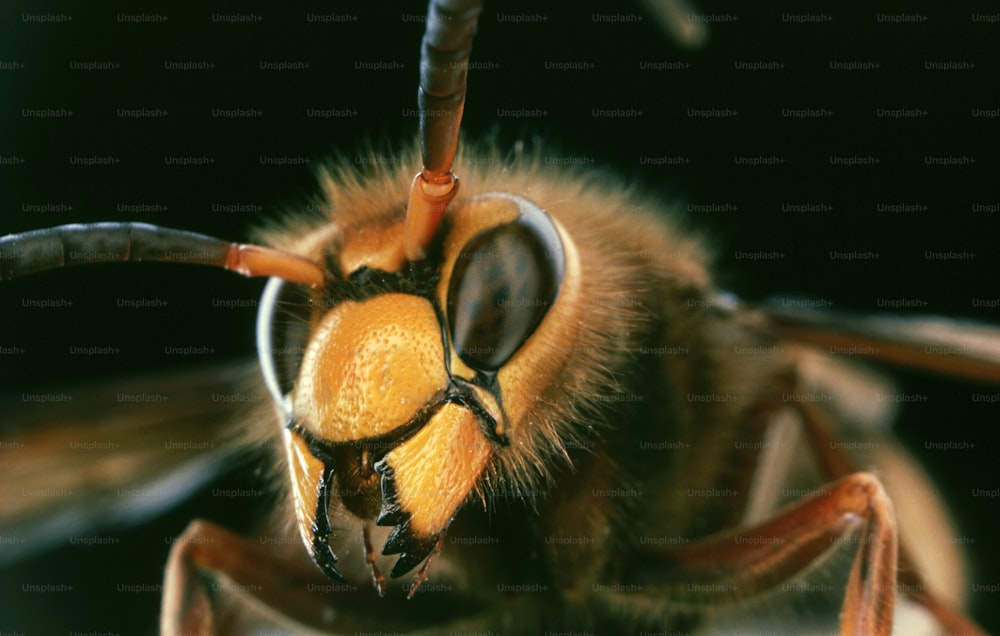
top-left (0, 360), bottom-right (271, 565)
top-left (755, 298), bottom-right (1000, 385)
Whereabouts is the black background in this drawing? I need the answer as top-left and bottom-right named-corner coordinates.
top-left (1, 1), bottom-right (998, 633)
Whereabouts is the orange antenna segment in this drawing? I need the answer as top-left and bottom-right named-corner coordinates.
top-left (403, 0), bottom-right (481, 261)
top-left (0, 222), bottom-right (328, 288)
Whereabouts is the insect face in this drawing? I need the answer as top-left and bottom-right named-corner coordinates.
top-left (275, 191), bottom-right (570, 582)
top-left (260, 155), bottom-right (697, 592)
top-left (2, 2), bottom-right (999, 635)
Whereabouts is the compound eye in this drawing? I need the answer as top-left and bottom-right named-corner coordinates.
top-left (447, 209), bottom-right (564, 372)
top-left (257, 277), bottom-right (314, 416)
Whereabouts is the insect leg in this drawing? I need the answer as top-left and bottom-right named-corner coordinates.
top-left (162, 519), bottom-right (495, 635)
top-left (161, 519), bottom-right (338, 634)
top-left (794, 399), bottom-right (988, 636)
top-left (622, 472), bottom-right (899, 635)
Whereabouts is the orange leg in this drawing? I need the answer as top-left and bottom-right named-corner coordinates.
top-left (161, 519), bottom-right (492, 635)
top-left (625, 471), bottom-right (898, 635)
top-left (160, 521), bottom-right (487, 635)
top-left (161, 520), bottom-right (345, 635)
top-left (794, 400), bottom-right (987, 636)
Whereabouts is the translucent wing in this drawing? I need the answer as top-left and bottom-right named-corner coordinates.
top-left (0, 360), bottom-right (267, 565)
top-left (757, 299), bottom-right (1000, 385)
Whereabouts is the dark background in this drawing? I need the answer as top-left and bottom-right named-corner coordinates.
top-left (1, 1), bottom-right (998, 633)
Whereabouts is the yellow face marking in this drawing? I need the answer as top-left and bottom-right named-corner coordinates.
top-left (381, 402), bottom-right (494, 537)
top-left (283, 428), bottom-right (326, 559)
top-left (495, 218), bottom-right (582, 427)
top-left (338, 220), bottom-right (406, 275)
top-left (295, 294), bottom-right (448, 442)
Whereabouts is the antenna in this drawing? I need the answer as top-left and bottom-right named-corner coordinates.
top-left (402, 0), bottom-right (482, 261)
top-left (0, 222), bottom-right (327, 288)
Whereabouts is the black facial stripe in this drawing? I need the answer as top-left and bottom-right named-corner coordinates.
top-left (350, 259), bottom-right (440, 298)
top-left (287, 374), bottom-right (505, 465)
top-left (287, 418), bottom-right (337, 464)
top-left (312, 261), bottom-right (441, 313)
top-left (432, 298), bottom-right (455, 379)
top-left (317, 217), bottom-right (447, 310)
top-left (446, 378), bottom-right (509, 446)
top-left (287, 395), bottom-right (445, 467)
